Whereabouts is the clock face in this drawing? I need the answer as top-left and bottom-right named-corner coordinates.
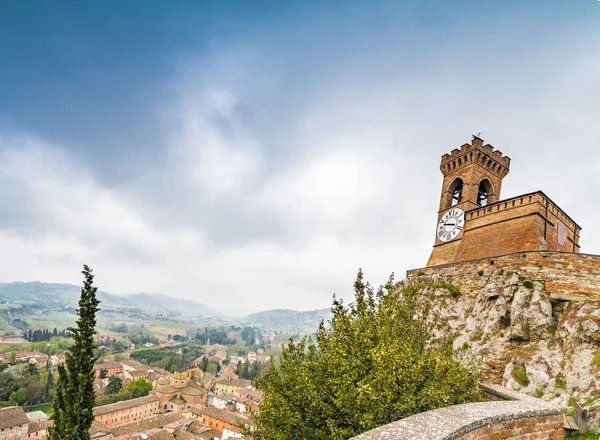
top-left (437, 208), bottom-right (465, 242)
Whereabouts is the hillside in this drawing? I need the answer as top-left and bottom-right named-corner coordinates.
top-left (408, 253), bottom-right (600, 429)
top-left (0, 282), bottom-right (221, 317)
top-left (122, 292), bottom-right (222, 317)
top-left (243, 308), bottom-right (330, 333)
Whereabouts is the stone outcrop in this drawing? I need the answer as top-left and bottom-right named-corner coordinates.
top-left (407, 251), bottom-right (600, 428)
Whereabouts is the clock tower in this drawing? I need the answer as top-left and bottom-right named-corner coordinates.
top-left (427, 136), bottom-right (511, 266)
top-left (426, 136), bottom-right (581, 267)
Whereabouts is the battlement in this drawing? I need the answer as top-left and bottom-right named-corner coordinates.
top-left (440, 137), bottom-right (511, 177)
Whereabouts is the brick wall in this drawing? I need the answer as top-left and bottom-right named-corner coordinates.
top-left (458, 415), bottom-right (564, 440)
top-left (427, 192), bottom-right (581, 267)
top-left (409, 250), bottom-right (600, 301)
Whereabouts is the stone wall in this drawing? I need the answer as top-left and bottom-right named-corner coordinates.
top-left (410, 250), bottom-right (600, 301)
top-left (351, 385), bottom-right (563, 440)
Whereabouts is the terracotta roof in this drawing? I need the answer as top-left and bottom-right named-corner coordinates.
top-left (215, 378), bottom-right (251, 387)
top-left (198, 406), bottom-right (251, 427)
top-left (150, 431), bottom-right (176, 440)
top-left (169, 396), bottom-right (187, 404)
top-left (106, 413), bottom-right (180, 437)
top-left (180, 386), bottom-right (205, 396)
top-left (0, 406), bottom-right (29, 429)
top-left (95, 362), bottom-right (123, 370)
top-left (156, 385), bottom-right (178, 394)
top-left (93, 394), bottom-right (159, 416)
top-left (28, 420), bottom-right (51, 433)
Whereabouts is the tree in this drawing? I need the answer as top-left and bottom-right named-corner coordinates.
top-left (106, 376), bottom-right (123, 395)
top-left (45, 361), bottom-right (54, 401)
top-left (127, 378), bottom-right (151, 398)
top-left (28, 362), bottom-right (39, 377)
top-left (251, 270), bottom-right (482, 440)
top-left (99, 369), bottom-right (108, 379)
top-left (49, 265), bottom-right (101, 440)
top-left (8, 352), bottom-right (16, 364)
top-left (9, 387), bottom-right (27, 405)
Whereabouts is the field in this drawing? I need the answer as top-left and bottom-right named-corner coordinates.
top-left (27, 403), bottom-right (53, 416)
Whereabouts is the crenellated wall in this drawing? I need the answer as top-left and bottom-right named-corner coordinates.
top-left (413, 250), bottom-right (600, 301)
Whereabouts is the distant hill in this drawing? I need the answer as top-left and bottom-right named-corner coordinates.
top-left (0, 282), bottom-right (221, 317)
top-left (122, 292), bottom-right (222, 317)
top-left (243, 308), bottom-right (331, 333)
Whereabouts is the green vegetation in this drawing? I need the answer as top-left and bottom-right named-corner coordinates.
top-left (429, 282), bottom-right (460, 298)
top-left (522, 280), bottom-right (534, 289)
top-left (569, 431), bottom-right (600, 439)
top-left (477, 270), bottom-right (484, 276)
top-left (252, 270), bottom-right (482, 440)
top-left (547, 324), bottom-right (557, 335)
top-left (555, 377), bottom-right (567, 390)
top-left (130, 344), bottom-right (204, 372)
top-left (49, 265), bottom-right (100, 440)
top-left (512, 365), bottom-right (530, 386)
top-left (591, 351), bottom-right (600, 368)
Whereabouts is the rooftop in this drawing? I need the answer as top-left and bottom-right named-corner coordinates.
top-left (93, 394), bottom-right (159, 416)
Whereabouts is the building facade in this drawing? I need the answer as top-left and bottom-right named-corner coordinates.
top-left (427, 136), bottom-right (581, 266)
top-left (93, 395), bottom-right (160, 427)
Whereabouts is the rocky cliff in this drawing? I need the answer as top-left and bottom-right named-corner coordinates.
top-left (407, 251), bottom-right (600, 428)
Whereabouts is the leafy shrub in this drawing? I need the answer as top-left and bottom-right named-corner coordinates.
top-left (547, 324), bottom-right (557, 335)
top-left (512, 365), bottom-right (530, 386)
top-left (429, 282), bottom-right (460, 298)
top-left (591, 351), bottom-right (600, 368)
top-left (477, 270), bottom-right (484, 276)
top-left (523, 280), bottom-right (534, 289)
top-left (555, 377), bottom-right (567, 390)
top-left (252, 271), bottom-right (483, 439)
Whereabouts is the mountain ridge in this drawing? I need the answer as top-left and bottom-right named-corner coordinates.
top-left (0, 281), bottom-right (222, 317)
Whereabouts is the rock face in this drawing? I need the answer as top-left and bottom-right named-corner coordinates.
top-left (408, 255), bottom-right (600, 428)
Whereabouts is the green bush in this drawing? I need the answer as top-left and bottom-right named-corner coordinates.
top-left (252, 272), bottom-right (483, 440)
top-left (547, 324), bottom-right (557, 335)
top-left (523, 280), bottom-right (534, 289)
top-left (512, 365), bottom-right (530, 386)
top-left (429, 282), bottom-right (460, 298)
top-left (555, 377), bottom-right (567, 390)
top-left (477, 270), bottom-right (484, 276)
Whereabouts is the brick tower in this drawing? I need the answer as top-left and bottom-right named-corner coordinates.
top-left (426, 136), bottom-right (580, 267)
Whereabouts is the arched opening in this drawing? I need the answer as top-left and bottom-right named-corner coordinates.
top-left (478, 179), bottom-right (492, 206)
top-left (449, 178), bottom-right (463, 207)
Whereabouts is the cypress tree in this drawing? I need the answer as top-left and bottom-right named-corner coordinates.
top-left (48, 265), bottom-right (101, 440)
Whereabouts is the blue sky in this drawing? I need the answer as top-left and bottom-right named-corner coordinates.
top-left (0, 1), bottom-right (599, 314)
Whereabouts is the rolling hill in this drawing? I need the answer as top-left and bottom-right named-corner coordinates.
top-left (0, 282), bottom-right (221, 317)
top-left (243, 308), bottom-right (331, 333)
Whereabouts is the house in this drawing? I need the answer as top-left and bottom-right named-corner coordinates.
top-left (154, 373), bottom-right (207, 412)
top-left (50, 354), bottom-right (66, 366)
top-left (29, 355), bottom-right (49, 365)
top-left (94, 362), bottom-right (123, 378)
top-left (0, 351), bottom-right (47, 364)
top-left (0, 336), bottom-right (25, 344)
top-left (93, 394), bottom-right (160, 427)
top-left (188, 406), bottom-right (251, 435)
top-left (214, 379), bottom-right (252, 396)
top-left (0, 406), bottom-right (31, 439)
top-left (27, 419), bottom-right (51, 439)
top-left (144, 342), bottom-right (154, 347)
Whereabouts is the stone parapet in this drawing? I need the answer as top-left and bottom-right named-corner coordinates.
top-left (412, 250), bottom-right (600, 302)
top-left (351, 385), bottom-right (563, 440)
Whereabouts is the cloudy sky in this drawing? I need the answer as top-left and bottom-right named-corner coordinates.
top-left (0, 1), bottom-right (599, 315)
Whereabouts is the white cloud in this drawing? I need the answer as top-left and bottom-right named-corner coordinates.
top-left (0, 25), bottom-right (599, 314)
